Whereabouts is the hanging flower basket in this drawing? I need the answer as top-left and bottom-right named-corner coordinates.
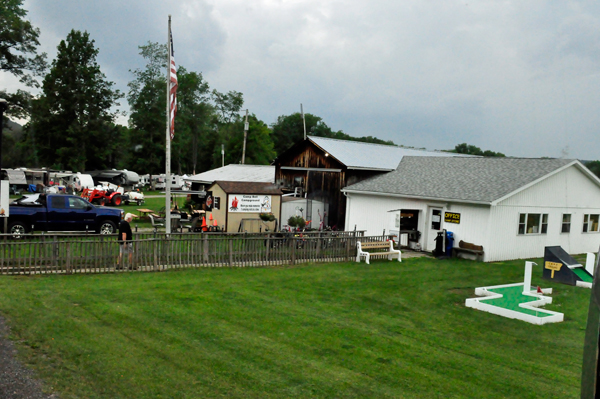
top-left (260, 212), bottom-right (276, 222)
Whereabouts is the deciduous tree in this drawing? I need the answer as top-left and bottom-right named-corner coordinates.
top-left (27, 30), bottom-right (122, 171)
top-left (0, 0), bottom-right (46, 87)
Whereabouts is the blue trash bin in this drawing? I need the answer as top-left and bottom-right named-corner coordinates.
top-left (445, 231), bottom-right (454, 257)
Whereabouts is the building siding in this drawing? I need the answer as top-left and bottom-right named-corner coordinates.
top-left (345, 164), bottom-right (600, 262)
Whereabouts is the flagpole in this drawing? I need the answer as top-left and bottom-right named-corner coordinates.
top-left (165, 15), bottom-right (172, 234)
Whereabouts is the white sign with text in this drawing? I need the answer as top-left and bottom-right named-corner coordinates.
top-left (228, 195), bottom-right (272, 213)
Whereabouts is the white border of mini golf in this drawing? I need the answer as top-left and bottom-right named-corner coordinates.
top-left (465, 261), bottom-right (564, 325)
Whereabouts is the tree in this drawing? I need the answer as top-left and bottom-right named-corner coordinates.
top-left (173, 66), bottom-right (212, 175)
top-left (271, 112), bottom-right (396, 156)
top-left (126, 42), bottom-right (168, 175)
top-left (214, 114), bottom-right (276, 167)
top-left (27, 30), bottom-right (122, 171)
top-left (0, 0), bottom-right (47, 87)
top-left (453, 143), bottom-right (505, 157)
top-left (271, 112), bottom-right (333, 155)
top-left (585, 161), bottom-right (600, 179)
top-left (212, 90), bottom-right (243, 124)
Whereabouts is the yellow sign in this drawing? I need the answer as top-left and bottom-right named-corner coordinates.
top-left (545, 261), bottom-right (562, 278)
top-left (444, 212), bottom-right (460, 224)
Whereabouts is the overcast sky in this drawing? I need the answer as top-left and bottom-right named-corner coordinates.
top-left (2, 0), bottom-right (599, 159)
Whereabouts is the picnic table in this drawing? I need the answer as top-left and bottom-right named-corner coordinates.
top-left (136, 208), bottom-right (155, 220)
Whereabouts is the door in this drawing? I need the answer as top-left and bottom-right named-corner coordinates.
top-left (426, 207), bottom-right (443, 251)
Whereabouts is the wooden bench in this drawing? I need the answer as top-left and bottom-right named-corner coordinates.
top-left (356, 241), bottom-right (401, 264)
top-left (452, 240), bottom-right (484, 261)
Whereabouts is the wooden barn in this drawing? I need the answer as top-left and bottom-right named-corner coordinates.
top-left (273, 136), bottom-right (468, 229)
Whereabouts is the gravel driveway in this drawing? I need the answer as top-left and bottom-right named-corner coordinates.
top-left (0, 315), bottom-right (59, 399)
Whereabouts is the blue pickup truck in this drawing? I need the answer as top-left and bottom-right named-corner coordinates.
top-left (4, 194), bottom-right (123, 236)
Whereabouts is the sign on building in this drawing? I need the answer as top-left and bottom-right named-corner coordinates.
top-left (444, 212), bottom-right (460, 224)
top-left (228, 195), bottom-right (272, 213)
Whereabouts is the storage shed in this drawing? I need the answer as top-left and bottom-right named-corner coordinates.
top-left (206, 181), bottom-right (282, 233)
top-left (342, 156), bottom-right (600, 262)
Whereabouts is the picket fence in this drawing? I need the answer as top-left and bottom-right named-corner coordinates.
top-left (0, 231), bottom-right (390, 275)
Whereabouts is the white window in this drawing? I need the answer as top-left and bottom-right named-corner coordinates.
top-left (561, 214), bottom-right (571, 233)
top-left (583, 214), bottom-right (600, 233)
top-left (518, 213), bottom-right (548, 235)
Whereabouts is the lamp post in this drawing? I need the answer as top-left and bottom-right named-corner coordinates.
top-left (0, 98), bottom-right (7, 176)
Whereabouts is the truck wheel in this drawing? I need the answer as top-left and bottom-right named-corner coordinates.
top-left (8, 221), bottom-right (28, 238)
top-left (112, 195), bottom-right (122, 206)
top-left (98, 220), bottom-right (117, 235)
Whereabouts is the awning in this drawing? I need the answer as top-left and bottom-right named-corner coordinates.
top-left (5, 169), bottom-right (27, 185)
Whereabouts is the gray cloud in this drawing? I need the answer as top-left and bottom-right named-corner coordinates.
top-left (1, 0), bottom-right (599, 160)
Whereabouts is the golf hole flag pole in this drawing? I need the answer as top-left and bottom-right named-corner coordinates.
top-left (165, 15), bottom-right (178, 233)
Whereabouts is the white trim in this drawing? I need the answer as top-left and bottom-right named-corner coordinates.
top-left (465, 283), bottom-right (564, 325)
top-left (491, 161), bottom-right (578, 205)
top-left (342, 189), bottom-right (491, 206)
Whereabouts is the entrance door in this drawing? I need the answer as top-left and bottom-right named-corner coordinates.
top-left (426, 207), bottom-right (443, 251)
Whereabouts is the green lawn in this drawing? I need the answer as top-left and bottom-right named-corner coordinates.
top-left (0, 257), bottom-right (590, 398)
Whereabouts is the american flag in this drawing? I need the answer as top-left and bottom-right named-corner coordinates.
top-left (169, 28), bottom-right (178, 140)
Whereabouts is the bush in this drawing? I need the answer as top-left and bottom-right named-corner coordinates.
top-left (287, 215), bottom-right (306, 229)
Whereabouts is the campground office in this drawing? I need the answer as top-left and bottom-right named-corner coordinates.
top-left (206, 181), bottom-right (282, 233)
top-left (343, 157), bottom-right (600, 262)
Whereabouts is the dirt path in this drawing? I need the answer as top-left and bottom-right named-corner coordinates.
top-left (0, 315), bottom-right (59, 399)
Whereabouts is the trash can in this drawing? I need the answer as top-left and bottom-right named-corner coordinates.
top-left (434, 231), bottom-right (445, 257)
top-left (445, 231), bottom-right (454, 257)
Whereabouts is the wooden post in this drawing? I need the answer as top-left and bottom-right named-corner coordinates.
top-left (66, 242), bottom-right (71, 274)
top-left (581, 246), bottom-right (600, 397)
top-left (290, 235), bottom-right (296, 266)
top-left (228, 239), bottom-right (233, 267)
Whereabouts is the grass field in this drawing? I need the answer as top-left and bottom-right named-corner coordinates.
top-left (0, 256), bottom-right (590, 398)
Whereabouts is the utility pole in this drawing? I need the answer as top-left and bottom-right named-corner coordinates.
top-left (0, 98), bottom-right (7, 236)
top-left (0, 98), bottom-right (7, 175)
top-left (221, 144), bottom-right (225, 167)
top-left (301, 103), bottom-right (307, 140)
top-left (241, 109), bottom-right (249, 164)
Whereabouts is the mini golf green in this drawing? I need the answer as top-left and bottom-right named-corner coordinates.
top-left (482, 285), bottom-right (554, 317)
top-left (572, 267), bottom-right (594, 283)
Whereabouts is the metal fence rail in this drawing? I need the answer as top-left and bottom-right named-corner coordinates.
top-left (0, 231), bottom-right (389, 275)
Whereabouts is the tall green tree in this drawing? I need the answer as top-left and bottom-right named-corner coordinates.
top-left (1, 0), bottom-right (47, 167)
top-left (214, 114), bottom-right (276, 167)
top-left (212, 90), bottom-right (243, 124)
top-left (271, 112), bottom-right (395, 156)
top-left (271, 113), bottom-right (333, 155)
top-left (173, 66), bottom-right (212, 175)
top-left (0, 0), bottom-right (46, 87)
top-left (27, 30), bottom-right (122, 170)
top-left (127, 42), bottom-right (168, 175)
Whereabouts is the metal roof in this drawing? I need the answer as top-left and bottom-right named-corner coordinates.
top-left (185, 165), bottom-right (275, 184)
top-left (343, 156), bottom-right (576, 204)
top-left (308, 136), bottom-right (471, 171)
top-left (213, 181), bottom-right (282, 195)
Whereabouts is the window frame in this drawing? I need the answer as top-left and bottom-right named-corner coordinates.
top-left (583, 214), bottom-right (600, 233)
top-left (561, 214), bottom-right (571, 233)
top-left (517, 213), bottom-right (549, 235)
